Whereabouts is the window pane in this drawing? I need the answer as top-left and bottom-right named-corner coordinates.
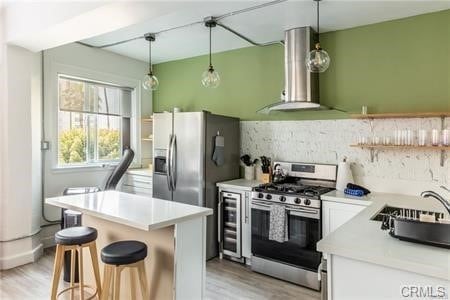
top-left (58, 76), bottom-right (128, 167)
top-left (86, 85), bottom-right (121, 116)
top-left (97, 115), bottom-right (121, 161)
top-left (87, 114), bottom-right (97, 162)
top-left (121, 90), bottom-right (132, 117)
top-left (59, 78), bottom-right (85, 112)
top-left (58, 111), bottom-right (87, 165)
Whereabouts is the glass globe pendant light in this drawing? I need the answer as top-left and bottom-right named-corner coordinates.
top-left (306, 0), bottom-right (330, 73)
top-left (142, 33), bottom-right (159, 90)
top-left (201, 18), bottom-right (220, 88)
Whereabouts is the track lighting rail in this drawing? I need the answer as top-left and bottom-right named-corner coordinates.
top-left (216, 22), bottom-right (284, 47)
top-left (77, 0), bottom-right (287, 49)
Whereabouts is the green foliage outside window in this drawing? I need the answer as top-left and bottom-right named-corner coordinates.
top-left (59, 128), bottom-right (120, 164)
top-left (98, 129), bottom-right (120, 160)
top-left (59, 128), bottom-right (86, 164)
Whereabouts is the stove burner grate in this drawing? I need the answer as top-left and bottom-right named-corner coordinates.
top-left (255, 183), bottom-right (332, 197)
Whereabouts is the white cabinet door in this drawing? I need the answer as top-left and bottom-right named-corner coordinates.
top-left (121, 174), bottom-right (153, 196)
top-left (322, 201), bottom-right (365, 237)
top-left (241, 191), bottom-right (252, 259)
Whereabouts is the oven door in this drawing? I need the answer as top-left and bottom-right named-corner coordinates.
top-left (251, 200), bottom-right (322, 271)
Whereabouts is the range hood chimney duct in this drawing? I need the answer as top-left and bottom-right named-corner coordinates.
top-left (259, 27), bottom-right (320, 113)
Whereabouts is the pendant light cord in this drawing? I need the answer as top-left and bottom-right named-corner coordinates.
top-left (148, 39), bottom-right (152, 74)
top-left (317, 0), bottom-right (320, 40)
top-left (209, 25), bottom-right (212, 68)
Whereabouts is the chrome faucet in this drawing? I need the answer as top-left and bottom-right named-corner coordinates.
top-left (420, 187), bottom-right (450, 214)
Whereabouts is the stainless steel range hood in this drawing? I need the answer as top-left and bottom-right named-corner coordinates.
top-left (259, 27), bottom-right (320, 113)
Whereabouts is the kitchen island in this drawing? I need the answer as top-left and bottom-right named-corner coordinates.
top-left (318, 191), bottom-right (450, 300)
top-left (46, 191), bottom-right (212, 300)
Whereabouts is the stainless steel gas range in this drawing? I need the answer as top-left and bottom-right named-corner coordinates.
top-left (250, 162), bottom-right (337, 290)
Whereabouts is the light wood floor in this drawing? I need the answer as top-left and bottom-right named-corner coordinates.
top-left (0, 248), bottom-right (319, 300)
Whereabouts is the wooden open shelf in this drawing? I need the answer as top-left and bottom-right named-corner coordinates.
top-left (141, 138), bottom-right (153, 141)
top-left (350, 144), bottom-right (450, 150)
top-left (350, 112), bottom-right (450, 119)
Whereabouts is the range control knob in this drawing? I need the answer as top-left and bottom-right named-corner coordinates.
top-left (294, 198), bottom-right (301, 204)
top-left (279, 196), bottom-right (286, 202)
top-left (258, 193), bottom-right (264, 199)
top-left (304, 199), bottom-right (311, 206)
top-left (265, 194), bottom-right (272, 200)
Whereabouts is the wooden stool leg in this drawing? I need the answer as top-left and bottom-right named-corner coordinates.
top-left (101, 265), bottom-right (113, 300)
top-left (113, 267), bottom-right (122, 300)
top-left (137, 261), bottom-right (149, 299)
top-left (50, 245), bottom-right (65, 300)
top-left (78, 247), bottom-right (84, 300)
top-left (88, 242), bottom-right (102, 298)
top-left (130, 268), bottom-right (137, 300)
top-left (70, 249), bottom-right (76, 300)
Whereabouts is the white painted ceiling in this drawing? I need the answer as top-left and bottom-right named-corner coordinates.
top-left (80, 0), bottom-right (450, 64)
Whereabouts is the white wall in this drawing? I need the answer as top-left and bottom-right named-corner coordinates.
top-left (0, 10), bottom-right (7, 247)
top-left (0, 44), bottom-right (43, 269)
top-left (241, 119), bottom-right (449, 196)
top-left (42, 42), bottom-right (151, 224)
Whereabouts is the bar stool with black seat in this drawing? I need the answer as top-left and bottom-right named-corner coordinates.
top-left (50, 226), bottom-right (102, 300)
top-left (100, 240), bottom-right (149, 300)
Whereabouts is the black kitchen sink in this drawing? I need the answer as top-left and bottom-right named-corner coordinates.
top-left (372, 205), bottom-right (444, 222)
top-left (374, 205), bottom-right (450, 249)
top-left (389, 218), bottom-right (450, 249)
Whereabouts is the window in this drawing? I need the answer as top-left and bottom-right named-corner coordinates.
top-left (57, 75), bottom-right (132, 167)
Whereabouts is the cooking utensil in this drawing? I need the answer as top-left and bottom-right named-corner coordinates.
top-left (240, 155), bottom-right (258, 166)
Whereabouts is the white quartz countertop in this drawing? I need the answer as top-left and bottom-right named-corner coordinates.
top-left (216, 178), bottom-right (262, 191)
top-left (127, 168), bottom-right (152, 177)
top-left (46, 191), bottom-right (212, 231)
top-left (317, 191), bottom-right (450, 280)
top-left (321, 190), bottom-right (373, 206)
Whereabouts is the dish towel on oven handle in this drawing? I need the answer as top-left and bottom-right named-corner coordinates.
top-left (269, 204), bottom-right (288, 243)
top-left (212, 134), bottom-right (225, 166)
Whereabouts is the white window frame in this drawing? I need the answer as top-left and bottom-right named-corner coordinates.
top-left (44, 62), bottom-right (141, 172)
top-left (57, 75), bottom-right (128, 167)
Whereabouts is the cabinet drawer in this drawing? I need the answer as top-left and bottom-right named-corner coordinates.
top-left (122, 185), bottom-right (153, 196)
top-left (125, 174), bottom-right (152, 189)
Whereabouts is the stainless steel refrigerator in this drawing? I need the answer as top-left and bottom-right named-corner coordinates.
top-left (152, 111), bottom-right (240, 259)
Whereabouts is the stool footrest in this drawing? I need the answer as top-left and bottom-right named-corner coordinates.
top-left (56, 284), bottom-right (98, 300)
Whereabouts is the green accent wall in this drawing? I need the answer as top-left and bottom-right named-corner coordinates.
top-left (153, 9), bottom-right (450, 120)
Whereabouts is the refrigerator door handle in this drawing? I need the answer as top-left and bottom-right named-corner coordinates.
top-left (171, 134), bottom-right (177, 190)
top-left (166, 134), bottom-right (173, 191)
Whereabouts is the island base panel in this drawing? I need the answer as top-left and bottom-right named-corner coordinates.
top-left (82, 215), bottom-right (175, 300)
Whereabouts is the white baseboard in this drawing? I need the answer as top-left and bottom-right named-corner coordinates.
top-left (0, 241), bottom-right (43, 270)
top-left (41, 235), bottom-right (56, 249)
top-left (0, 223), bottom-right (60, 270)
top-left (40, 223), bottom-right (59, 249)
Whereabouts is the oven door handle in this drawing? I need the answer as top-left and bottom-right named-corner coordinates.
top-left (251, 201), bottom-right (271, 211)
top-left (252, 202), bottom-right (320, 219)
top-left (287, 207), bottom-right (320, 219)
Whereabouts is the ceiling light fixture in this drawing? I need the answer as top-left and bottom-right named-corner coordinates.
top-left (305, 0), bottom-right (330, 73)
top-left (142, 33), bottom-right (159, 91)
top-left (201, 18), bottom-right (220, 88)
